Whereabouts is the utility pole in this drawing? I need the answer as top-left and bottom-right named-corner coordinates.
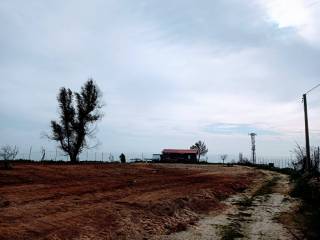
top-left (302, 83), bottom-right (320, 171)
top-left (249, 133), bottom-right (257, 164)
top-left (303, 93), bottom-right (311, 170)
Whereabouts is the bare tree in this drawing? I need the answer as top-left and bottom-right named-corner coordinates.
top-left (190, 140), bottom-right (208, 162)
top-left (291, 143), bottom-right (320, 174)
top-left (49, 79), bottom-right (103, 163)
top-left (0, 145), bottom-right (18, 169)
top-left (291, 143), bottom-right (306, 172)
top-left (220, 154), bottom-right (228, 165)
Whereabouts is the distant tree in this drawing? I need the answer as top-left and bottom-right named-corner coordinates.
top-left (220, 154), bottom-right (228, 165)
top-left (0, 145), bottom-right (18, 169)
top-left (49, 79), bottom-right (103, 163)
top-left (120, 153), bottom-right (126, 163)
top-left (190, 140), bottom-right (208, 161)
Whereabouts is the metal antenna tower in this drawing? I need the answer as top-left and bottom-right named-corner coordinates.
top-left (249, 133), bottom-right (257, 164)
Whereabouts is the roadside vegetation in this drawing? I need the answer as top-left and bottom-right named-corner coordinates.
top-left (283, 145), bottom-right (320, 239)
top-left (289, 174), bottom-right (320, 239)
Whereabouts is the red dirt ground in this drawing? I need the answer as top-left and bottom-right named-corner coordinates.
top-left (0, 163), bottom-right (261, 240)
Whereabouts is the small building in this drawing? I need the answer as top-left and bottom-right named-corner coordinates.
top-left (160, 149), bottom-right (198, 163)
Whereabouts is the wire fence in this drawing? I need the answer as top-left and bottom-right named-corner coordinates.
top-left (13, 148), bottom-right (295, 168)
top-left (205, 154), bottom-right (293, 169)
top-left (15, 150), bottom-right (156, 163)
top-left (255, 157), bottom-right (293, 169)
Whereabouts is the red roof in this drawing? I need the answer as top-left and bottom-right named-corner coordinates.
top-left (162, 149), bottom-right (198, 154)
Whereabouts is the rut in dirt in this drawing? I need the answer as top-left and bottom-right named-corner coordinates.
top-left (163, 171), bottom-right (301, 240)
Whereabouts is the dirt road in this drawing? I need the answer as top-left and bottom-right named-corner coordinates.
top-left (162, 171), bottom-right (301, 240)
top-left (0, 163), bottom-right (260, 240)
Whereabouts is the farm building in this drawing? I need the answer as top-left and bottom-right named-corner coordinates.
top-left (160, 149), bottom-right (198, 163)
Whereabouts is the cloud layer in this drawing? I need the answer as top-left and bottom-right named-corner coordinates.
top-left (1, 0), bottom-right (320, 157)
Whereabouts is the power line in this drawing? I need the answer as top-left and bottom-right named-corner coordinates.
top-left (305, 83), bottom-right (320, 95)
top-left (306, 0), bottom-right (320, 8)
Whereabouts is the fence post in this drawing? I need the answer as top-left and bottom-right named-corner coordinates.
top-left (55, 148), bottom-right (57, 161)
top-left (28, 146), bottom-right (32, 160)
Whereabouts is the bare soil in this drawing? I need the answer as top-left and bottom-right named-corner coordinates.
top-left (0, 163), bottom-right (260, 240)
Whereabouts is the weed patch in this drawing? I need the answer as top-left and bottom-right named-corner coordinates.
top-left (220, 224), bottom-right (244, 240)
top-left (236, 195), bottom-right (253, 207)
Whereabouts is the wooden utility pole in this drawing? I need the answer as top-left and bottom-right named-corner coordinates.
top-left (303, 94), bottom-right (311, 170)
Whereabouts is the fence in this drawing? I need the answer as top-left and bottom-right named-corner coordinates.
top-left (15, 149), bottom-right (157, 163)
top-left (255, 157), bottom-right (293, 169)
top-left (13, 148), bottom-right (295, 168)
top-left (205, 154), bottom-right (293, 169)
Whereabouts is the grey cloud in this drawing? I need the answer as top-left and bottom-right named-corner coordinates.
top-left (0, 0), bottom-right (319, 156)
top-left (124, 0), bottom-right (288, 48)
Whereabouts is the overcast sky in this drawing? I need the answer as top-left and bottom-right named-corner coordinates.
top-left (1, 0), bottom-right (320, 158)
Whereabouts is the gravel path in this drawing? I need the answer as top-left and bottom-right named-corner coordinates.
top-left (160, 171), bottom-right (301, 240)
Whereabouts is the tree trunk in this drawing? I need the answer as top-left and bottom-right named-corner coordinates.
top-left (4, 160), bottom-right (10, 170)
top-left (69, 153), bottom-right (79, 163)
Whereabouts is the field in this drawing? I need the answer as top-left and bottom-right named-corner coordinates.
top-left (0, 163), bottom-right (261, 240)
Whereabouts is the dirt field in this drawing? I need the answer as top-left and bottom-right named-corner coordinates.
top-left (0, 163), bottom-right (261, 240)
